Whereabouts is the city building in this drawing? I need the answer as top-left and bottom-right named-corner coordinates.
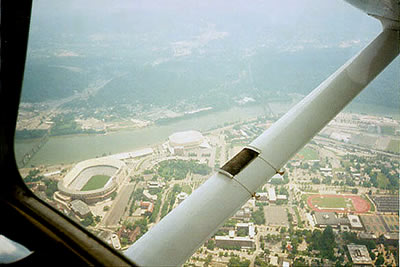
top-left (277, 195), bottom-right (287, 201)
top-left (347, 244), bottom-right (373, 266)
top-left (117, 225), bottom-right (140, 244)
top-left (147, 181), bottom-right (164, 189)
top-left (268, 188), bottom-right (276, 202)
top-left (358, 232), bottom-right (377, 241)
top-left (348, 214), bottom-right (364, 230)
top-left (143, 190), bottom-right (158, 202)
top-left (381, 233), bottom-right (399, 246)
top-left (140, 201), bottom-right (154, 215)
top-left (269, 256), bottom-right (279, 266)
top-left (257, 192), bottom-right (269, 201)
top-left (236, 223), bottom-right (255, 239)
top-left (233, 207), bottom-right (251, 221)
top-left (314, 212), bottom-right (339, 228)
top-left (313, 212), bottom-right (350, 229)
top-left (215, 236), bottom-right (255, 249)
top-left (70, 199), bottom-right (91, 218)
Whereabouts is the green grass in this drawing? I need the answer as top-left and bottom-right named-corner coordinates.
top-left (295, 147), bottom-right (319, 161)
top-left (386, 139), bottom-right (400, 153)
top-left (293, 206), bottom-right (303, 228)
top-left (181, 184), bottom-right (192, 195)
top-left (81, 175), bottom-right (110, 191)
top-left (311, 196), bottom-right (351, 209)
top-left (363, 196), bottom-right (375, 212)
top-left (377, 173), bottom-right (390, 189)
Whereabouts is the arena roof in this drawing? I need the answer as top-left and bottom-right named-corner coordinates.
top-left (168, 130), bottom-right (204, 148)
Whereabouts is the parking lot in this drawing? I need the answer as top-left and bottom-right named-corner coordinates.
top-left (264, 205), bottom-right (289, 227)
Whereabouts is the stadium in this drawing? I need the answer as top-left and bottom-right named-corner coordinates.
top-left (57, 157), bottom-right (127, 204)
top-left (168, 130), bottom-right (205, 148)
top-left (307, 194), bottom-right (371, 214)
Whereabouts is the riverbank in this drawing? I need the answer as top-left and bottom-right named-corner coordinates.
top-left (14, 101), bottom-right (399, 167)
top-left (14, 104), bottom-right (277, 166)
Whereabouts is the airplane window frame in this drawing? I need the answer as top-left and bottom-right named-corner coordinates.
top-left (0, 1), bottom-right (136, 265)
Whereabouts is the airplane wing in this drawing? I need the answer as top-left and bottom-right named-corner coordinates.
top-left (125, 1), bottom-right (399, 265)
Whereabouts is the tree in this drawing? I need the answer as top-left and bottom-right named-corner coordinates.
top-left (375, 254), bottom-right (384, 266)
top-left (204, 255), bottom-right (212, 266)
top-left (251, 207), bottom-right (265, 225)
top-left (44, 179), bottom-right (58, 199)
top-left (81, 214), bottom-right (94, 227)
top-left (206, 239), bottom-right (215, 250)
top-left (309, 226), bottom-right (336, 260)
top-left (312, 178), bottom-right (320, 184)
top-left (228, 256), bottom-right (250, 267)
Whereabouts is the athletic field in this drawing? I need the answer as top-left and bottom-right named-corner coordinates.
top-left (81, 175), bottom-right (110, 191)
top-left (307, 194), bottom-right (370, 213)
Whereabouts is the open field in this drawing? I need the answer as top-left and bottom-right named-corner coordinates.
top-left (294, 147), bottom-right (319, 161)
top-left (311, 196), bottom-right (350, 209)
top-left (307, 194), bottom-right (370, 213)
top-left (264, 206), bottom-right (289, 227)
top-left (386, 139), bottom-right (400, 153)
top-left (81, 175), bottom-right (110, 191)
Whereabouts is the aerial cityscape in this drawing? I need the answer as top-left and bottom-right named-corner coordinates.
top-left (13, 0), bottom-right (399, 266)
top-left (17, 104), bottom-right (399, 266)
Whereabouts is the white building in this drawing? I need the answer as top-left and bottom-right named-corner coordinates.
top-left (143, 190), bottom-right (158, 202)
top-left (168, 130), bottom-right (205, 148)
top-left (268, 188), bottom-right (276, 202)
top-left (277, 195), bottom-right (287, 200)
top-left (176, 192), bottom-right (188, 204)
top-left (348, 214), bottom-right (363, 230)
top-left (347, 244), bottom-right (373, 265)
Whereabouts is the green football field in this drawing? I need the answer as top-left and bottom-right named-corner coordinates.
top-left (81, 175), bottom-right (110, 191)
top-left (311, 196), bottom-right (352, 209)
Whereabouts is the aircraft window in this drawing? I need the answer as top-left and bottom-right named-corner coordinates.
top-left (14, 0), bottom-right (399, 264)
top-left (220, 148), bottom-right (259, 177)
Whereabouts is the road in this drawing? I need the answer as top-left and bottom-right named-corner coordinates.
top-left (102, 183), bottom-right (136, 228)
top-left (314, 135), bottom-right (398, 157)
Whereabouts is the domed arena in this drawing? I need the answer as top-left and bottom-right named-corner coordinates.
top-left (168, 130), bottom-right (204, 148)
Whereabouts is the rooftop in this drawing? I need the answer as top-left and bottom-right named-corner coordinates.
top-left (347, 244), bottom-right (373, 265)
top-left (314, 212), bottom-right (339, 226)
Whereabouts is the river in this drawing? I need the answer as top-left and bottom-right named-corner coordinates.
top-left (14, 104), bottom-right (291, 167)
top-left (14, 100), bottom-right (399, 167)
